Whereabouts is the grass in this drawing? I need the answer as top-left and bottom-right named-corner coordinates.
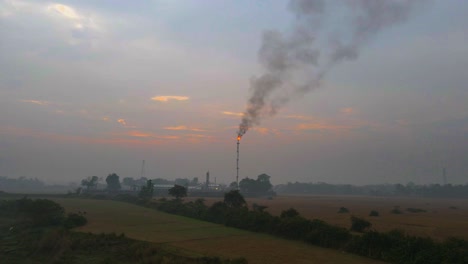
top-left (54, 198), bottom-right (384, 264)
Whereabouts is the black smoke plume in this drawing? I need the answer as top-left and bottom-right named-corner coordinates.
top-left (238, 0), bottom-right (427, 138)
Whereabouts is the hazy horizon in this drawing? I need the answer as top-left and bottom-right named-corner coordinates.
top-left (1, 0), bottom-right (467, 185)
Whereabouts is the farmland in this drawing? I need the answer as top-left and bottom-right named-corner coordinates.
top-left (187, 195), bottom-right (468, 241)
top-left (54, 198), bottom-right (384, 264)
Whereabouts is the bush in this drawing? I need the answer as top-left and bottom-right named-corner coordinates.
top-left (280, 208), bottom-right (300, 218)
top-left (338, 207), bottom-right (349, 213)
top-left (391, 206), bottom-right (403, 214)
top-left (18, 198), bottom-right (65, 226)
top-left (406, 207), bottom-right (426, 213)
top-left (350, 216), bottom-right (372, 233)
top-left (369, 210), bottom-right (379, 217)
top-left (64, 212), bottom-right (88, 229)
top-left (224, 190), bottom-right (246, 208)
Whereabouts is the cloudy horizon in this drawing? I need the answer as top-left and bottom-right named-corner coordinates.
top-left (1, 0), bottom-right (467, 185)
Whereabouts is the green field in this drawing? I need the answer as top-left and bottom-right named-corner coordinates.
top-left (54, 198), bottom-right (385, 264)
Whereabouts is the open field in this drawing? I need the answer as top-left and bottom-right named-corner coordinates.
top-left (187, 195), bottom-right (468, 241)
top-left (54, 198), bottom-right (384, 264)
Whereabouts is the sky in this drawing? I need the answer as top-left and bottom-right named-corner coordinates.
top-left (1, 0), bottom-right (467, 185)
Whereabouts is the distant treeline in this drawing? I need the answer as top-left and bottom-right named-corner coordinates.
top-left (0, 176), bottom-right (75, 193)
top-left (112, 192), bottom-right (467, 264)
top-left (275, 182), bottom-right (468, 198)
top-left (0, 176), bottom-right (45, 191)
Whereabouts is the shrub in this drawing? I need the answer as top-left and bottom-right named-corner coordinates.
top-left (224, 190), bottom-right (246, 208)
top-left (280, 208), bottom-right (300, 218)
top-left (252, 203), bottom-right (268, 212)
top-left (338, 207), bottom-right (349, 213)
top-left (391, 206), bottom-right (403, 214)
top-left (350, 216), bottom-right (372, 233)
top-left (64, 212), bottom-right (88, 229)
top-left (168, 185), bottom-right (187, 200)
top-left (18, 198), bottom-right (65, 226)
top-left (406, 207), bottom-right (426, 213)
top-left (369, 210), bottom-right (379, 217)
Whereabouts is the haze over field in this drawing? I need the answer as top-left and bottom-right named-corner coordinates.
top-left (1, 0), bottom-right (467, 185)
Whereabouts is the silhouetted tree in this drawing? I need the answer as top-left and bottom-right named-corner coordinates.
top-left (17, 198), bottom-right (65, 226)
top-left (139, 180), bottom-right (154, 200)
top-left (229, 181), bottom-right (238, 189)
top-left (252, 203), bottom-right (268, 212)
top-left (256, 173), bottom-right (272, 192)
top-left (81, 176), bottom-right (98, 190)
top-left (168, 184), bottom-right (187, 200)
top-left (239, 178), bottom-right (256, 193)
top-left (224, 190), bottom-right (246, 208)
top-left (239, 174), bottom-right (273, 194)
top-left (105, 173), bottom-right (121, 191)
top-left (369, 210), bottom-right (379, 217)
top-left (350, 216), bottom-right (372, 232)
top-left (122, 177), bottom-right (135, 190)
top-left (135, 177), bottom-right (148, 187)
top-left (280, 208), bottom-right (300, 218)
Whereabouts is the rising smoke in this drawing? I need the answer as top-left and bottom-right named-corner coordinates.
top-left (237, 0), bottom-right (427, 138)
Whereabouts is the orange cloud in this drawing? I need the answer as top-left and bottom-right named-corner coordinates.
top-left (151, 96), bottom-right (189, 102)
top-left (283, 115), bottom-right (314, 121)
top-left (159, 135), bottom-right (180, 140)
top-left (117, 119), bottom-right (127, 126)
top-left (185, 134), bottom-right (211, 138)
top-left (19, 99), bottom-right (50, 106)
top-left (48, 4), bottom-right (80, 19)
top-left (252, 127), bottom-right (282, 136)
top-left (340, 107), bottom-right (356, 115)
top-left (125, 130), bottom-right (180, 140)
top-left (0, 126), bottom-right (184, 147)
top-left (164, 126), bottom-right (206, 132)
top-left (127, 130), bottom-right (153, 138)
top-left (164, 125), bottom-right (187, 130)
top-left (296, 123), bottom-right (352, 131)
top-left (254, 127), bottom-right (270, 135)
top-left (222, 111), bottom-right (244, 117)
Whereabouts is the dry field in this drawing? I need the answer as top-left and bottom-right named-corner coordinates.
top-left (188, 195), bottom-right (468, 241)
top-left (54, 198), bottom-right (384, 264)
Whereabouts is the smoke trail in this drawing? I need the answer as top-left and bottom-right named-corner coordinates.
top-left (237, 0), bottom-right (426, 137)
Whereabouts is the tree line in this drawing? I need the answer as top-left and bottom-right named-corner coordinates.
top-left (79, 173), bottom-right (276, 197)
top-left (0, 176), bottom-right (45, 192)
top-left (80, 173), bottom-right (202, 191)
top-left (276, 181), bottom-right (468, 198)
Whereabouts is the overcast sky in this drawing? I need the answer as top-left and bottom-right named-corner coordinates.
top-left (1, 0), bottom-right (467, 185)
